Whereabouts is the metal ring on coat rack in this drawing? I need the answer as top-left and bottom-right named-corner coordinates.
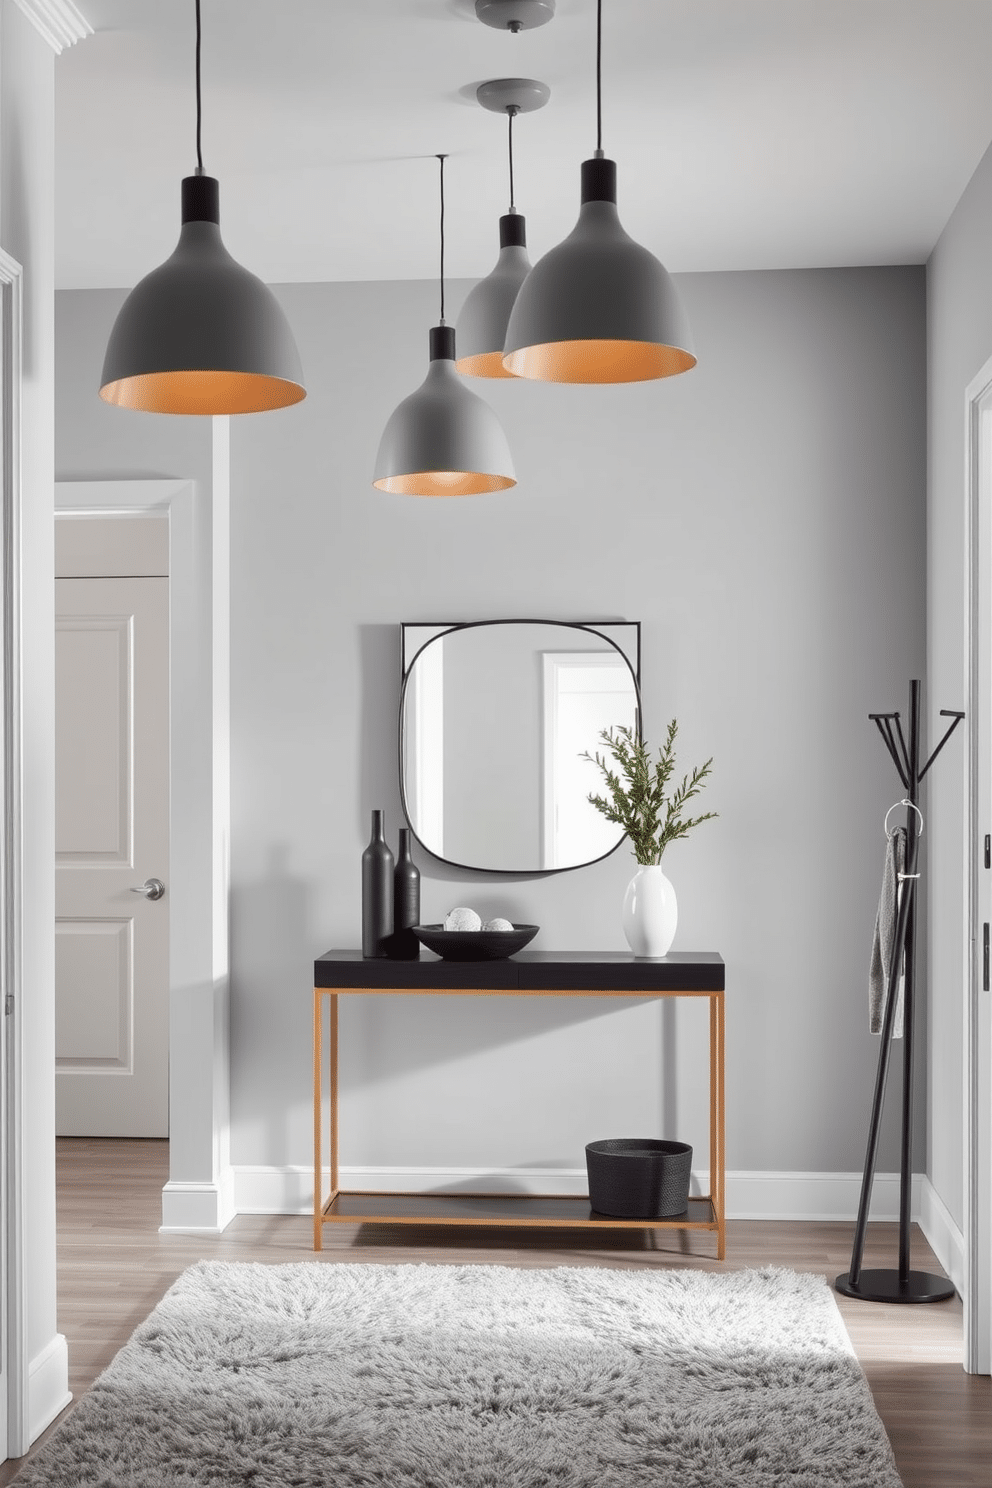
top-left (884, 798), bottom-right (924, 838)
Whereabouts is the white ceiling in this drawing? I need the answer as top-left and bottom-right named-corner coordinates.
top-left (56, 0), bottom-right (992, 290)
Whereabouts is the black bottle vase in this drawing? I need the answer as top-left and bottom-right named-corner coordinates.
top-left (362, 810), bottom-right (394, 958)
top-left (390, 827), bottom-right (421, 960)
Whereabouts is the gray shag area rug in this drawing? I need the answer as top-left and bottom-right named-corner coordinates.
top-left (16, 1261), bottom-right (902, 1487)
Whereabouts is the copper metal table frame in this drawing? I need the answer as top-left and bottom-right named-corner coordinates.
top-left (313, 951), bottom-right (725, 1258)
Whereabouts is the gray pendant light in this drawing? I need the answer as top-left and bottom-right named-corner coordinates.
top-left (374, 157), bottom-right (515, 497)
top-left (100, 0), bottom-right (305, 415)
top-left (456, 79), bottom-right (548, 380)
top-left (502, 0), bottom-right (695, 384)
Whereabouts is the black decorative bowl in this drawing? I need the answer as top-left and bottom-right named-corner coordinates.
top-left (412, 923), bottom-right (539, 961)
top-left (585, 1138), bottom-right (693, 1218)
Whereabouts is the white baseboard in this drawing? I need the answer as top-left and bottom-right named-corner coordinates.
top-left (719, 1169), bottom-right (923, 1221)
top-left (918, 1176), bottom-right (966, 1298)
top-left (160, 1168), bottom-right (236, 1234)
top-left (232, 1164), bottom-right (926, 1222)
top-left (29, 1333), bottom-right (71, 1443)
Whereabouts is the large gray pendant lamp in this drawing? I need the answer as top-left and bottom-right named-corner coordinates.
top-left (373, 156), bottom-right (516, 497)
top-left (455, 79), bottom-right (549, 379)
top-left (99, 0), bottom-right (305, 415)
top-left (502, 0), bottom-right (695, 384)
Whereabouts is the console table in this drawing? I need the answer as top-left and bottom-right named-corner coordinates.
top-left (313, 950), bottom-right (725, 1257)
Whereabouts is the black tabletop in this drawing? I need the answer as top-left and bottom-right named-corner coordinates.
top-left (314, 950), bottom-right (724, 992)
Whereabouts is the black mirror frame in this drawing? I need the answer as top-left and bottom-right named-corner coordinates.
top-left (397, 618), bottom-right (642, 875)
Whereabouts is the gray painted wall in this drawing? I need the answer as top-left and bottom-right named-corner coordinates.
top-left (57, 265), bottom-right (926, 1188)
top-left (926, 139), bottom-right (992, 1229)
top-left (56, 290), bottom-right (212, 485)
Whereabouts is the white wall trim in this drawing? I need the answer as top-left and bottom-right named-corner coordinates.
top-left (1, 248), bottom-right (28, 1458)
top-left (211, 419), bottom-right (232, 1199)
top-left (26, 1334), bottom-right (69, 1443)
top-left (719, 1169), bottom-right (925, 1222)
top-left (10, 0), bottom-right (91, 52)
top-left (160, 1169), bottom-right (236, 1235)
top-left (919, 1175), bottom-right (967, 1301)
top-left (233, 1164), bottom-right (929, 1223)
top-left (962, 358), bottom-right (992, 1372)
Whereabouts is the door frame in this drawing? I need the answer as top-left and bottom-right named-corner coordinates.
top-left (963, 358), bottom-right (992, 1374)
top-left (55, 474), bottom-right (232, 1232)
top-left (1, 246), bottom-right (25, 1457)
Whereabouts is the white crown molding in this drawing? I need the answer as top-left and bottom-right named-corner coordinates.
top-left (10, 0), bottom-right (92, 53)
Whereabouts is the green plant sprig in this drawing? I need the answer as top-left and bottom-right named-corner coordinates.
top-left (581, 720), bottom-right (717, 866)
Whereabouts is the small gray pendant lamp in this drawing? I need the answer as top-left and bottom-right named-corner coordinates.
top-left (503, 0), bottom-right (695, 383)
top-left (100, 0), bottom-right (305, 415)
top-left (373, 155), bottom-right (516, 497)
top-left (455, 79), bottom-right (549, 379)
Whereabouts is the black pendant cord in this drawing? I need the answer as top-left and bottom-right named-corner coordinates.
top-left (595, 0), bottom-right (603, 155)
top-left (836, 680), bottom-right (964, 1305)
top-left (507, 106), bottom-right (518, 211)
top-left (437, 153), bottom-right (447, 324)
top-left (194, 0), bottom-right (204, 173)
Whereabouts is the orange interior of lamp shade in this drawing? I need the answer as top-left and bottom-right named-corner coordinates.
top-left (454, 350), bottom-right (519, 380)
top-left (99, 370), bottom-right (307, 415)
top-left (373, 470), bottom-right (516, 497)
top-left (502, 338), bottom-right (697, 383)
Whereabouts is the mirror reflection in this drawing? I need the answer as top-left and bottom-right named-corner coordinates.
top-left (400, 621), bottom-right (640, 873)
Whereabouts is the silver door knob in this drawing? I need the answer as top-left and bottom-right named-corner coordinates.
top-left (130, 878), bottom-right (165, 901)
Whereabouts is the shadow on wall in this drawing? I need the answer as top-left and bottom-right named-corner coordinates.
top-left (230, 843), bottom-right (314, 1164)
top-left (358, 623), bottom-right (405, 840)
top-left (336, 992), bottom-right (665, 1091)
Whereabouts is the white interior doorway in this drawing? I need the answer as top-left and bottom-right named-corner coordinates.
top-left (964, 359), bottom-right (992, 1374)
top-left (55, 474), bottom-right (232, 1234)
top-left (54, 517), bottom-right (170, 1135)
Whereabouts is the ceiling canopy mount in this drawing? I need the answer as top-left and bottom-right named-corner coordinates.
top-left (475, 0), bottom-right (555, 33)
top-left (476, 78), bottom-right (550, 115)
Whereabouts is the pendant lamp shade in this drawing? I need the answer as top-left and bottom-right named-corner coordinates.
top-left (100, 176), bottom-right (305, 415)
top-left (456, 214), bottom-right (531, 378)
top-left (502, 158), bottom-right (694, 383)
top-left (374, 327), bottom-right (515, 497)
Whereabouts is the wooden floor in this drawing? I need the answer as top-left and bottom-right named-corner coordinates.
top-left (3, 1138), bottom-right (990, 1485)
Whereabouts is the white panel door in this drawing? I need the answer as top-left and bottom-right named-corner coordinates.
top-left (55, 577), bottom-right (169, 1136)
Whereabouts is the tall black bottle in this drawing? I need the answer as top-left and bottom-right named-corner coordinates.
top-left (362, 810), bottom-right (393, 958)
top-left (389, 827), bottom-right (421, 960)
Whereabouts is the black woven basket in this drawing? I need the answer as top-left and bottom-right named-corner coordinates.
top-left (585, 1138), bottom-right (693, 1218)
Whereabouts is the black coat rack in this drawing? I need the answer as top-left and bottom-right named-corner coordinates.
top-left (836, 679), bottom-right (963, 1304)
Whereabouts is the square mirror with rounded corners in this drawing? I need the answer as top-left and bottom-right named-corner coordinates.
top-left (399, 620), bottom-right (641, 873)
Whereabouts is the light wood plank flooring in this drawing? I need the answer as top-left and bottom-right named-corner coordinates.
top-left (3, 1138), bottom-right (989, 1485)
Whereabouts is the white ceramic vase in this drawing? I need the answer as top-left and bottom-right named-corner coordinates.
top-left (622, 864), bottom-right (678, 958)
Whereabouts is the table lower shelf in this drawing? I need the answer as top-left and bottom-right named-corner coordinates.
top-left (319, 1190), bottom-right (718, 1230)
